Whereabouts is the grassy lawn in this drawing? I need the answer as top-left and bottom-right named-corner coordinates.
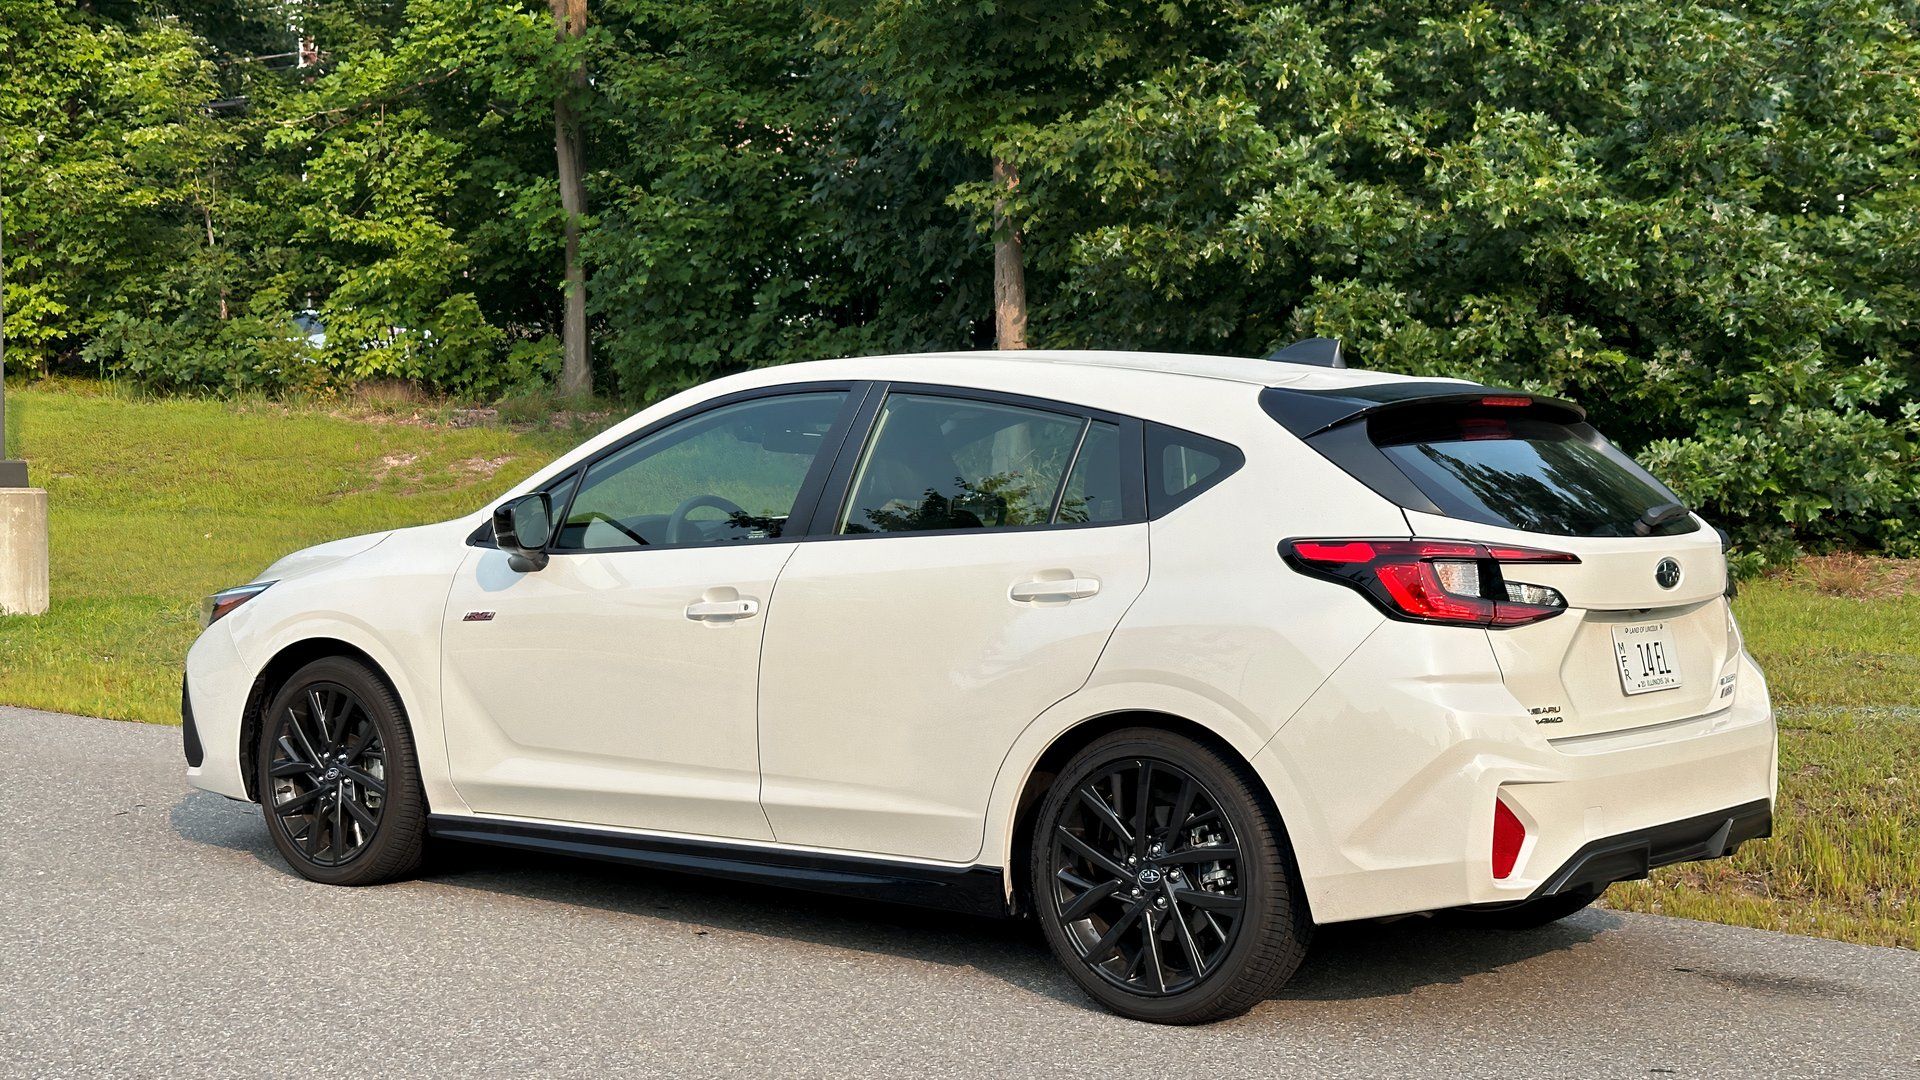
top-left (0, 382), bottom-right (584, 722)
top-left (1603, 559), bottom-right (1919, 949)
top-left (2, 383), bottom-right (1914, 949)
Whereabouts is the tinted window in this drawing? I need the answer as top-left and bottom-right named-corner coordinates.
top-left (1146, 425), bottom-right (1244, 516)
top-left (1057, 421), bottom-right (1123, 524)
top-left (1372, 410), bottom-right (1694, 537)
top-left (554, 392), bottom-right (846, 550)
top-left (838, 395), bottom-right (1088, 534)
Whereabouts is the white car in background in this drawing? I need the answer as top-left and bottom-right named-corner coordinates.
top-left (183, 344), bottom-right (1775, 1023)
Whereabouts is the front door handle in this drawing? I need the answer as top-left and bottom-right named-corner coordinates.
top-left (685, 598), bottom-right (760, 621)
top-left (1010, 577), bottom-right (1101, 603)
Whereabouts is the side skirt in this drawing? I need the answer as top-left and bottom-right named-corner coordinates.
top-left (426, 814), bottom-right (1012, 918)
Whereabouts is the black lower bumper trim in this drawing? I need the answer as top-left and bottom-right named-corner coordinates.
top-left (1534, 798), bottom-right (1772, 898)
top-left (180, 675), bottom-right (204, 768)
top-left (428, 815), bottom-right (1012, 917)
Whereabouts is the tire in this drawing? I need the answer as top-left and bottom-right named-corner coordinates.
top-left (1031, 728), bottom-right (1311, 1024)
top-left (1438, 883), bottom-right (1606, 930)
top-left (256, 656), bottom-right (427, 886)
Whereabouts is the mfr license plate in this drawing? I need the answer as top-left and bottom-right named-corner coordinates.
top-left (1612, 621), bottom-right (1683, 695)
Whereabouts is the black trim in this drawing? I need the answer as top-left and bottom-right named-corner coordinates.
top-left (180, 675), bottom-right (205, 768)
top-left (428, 815), bottom-right (1011, 917)
top-left (1261, 383), bottom-right (1586, 439)
top-left (1532, 799), bottom-right (1772, 899)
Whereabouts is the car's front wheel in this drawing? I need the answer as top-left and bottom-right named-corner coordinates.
top-left (257, 656), bottom-right (426, 886)
top-left (1031, 728), bottom-right (1311, 1024)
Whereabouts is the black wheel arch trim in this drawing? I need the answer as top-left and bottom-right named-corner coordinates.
top-left (427, 815), bottom-right (1012, 918)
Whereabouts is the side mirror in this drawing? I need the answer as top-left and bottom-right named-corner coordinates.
top-left (492, 493), bottom-right (554, 572)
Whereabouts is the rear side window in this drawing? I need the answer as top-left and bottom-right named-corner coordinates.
top-left (839, 394), bottom-right (1088, 534)
top-left (1370, 409), bottom-right (1694, 538)
top-left (1146, 424), bottom-right (1244, 517)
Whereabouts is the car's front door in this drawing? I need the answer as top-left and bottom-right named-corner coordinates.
top-left (756, 389), bottom-right (1150, 862)
top-left (442, 388), bottom-right (856, 839)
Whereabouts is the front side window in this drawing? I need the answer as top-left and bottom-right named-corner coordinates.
top-left (553, 392), bottom-right (846, 551)
top-left (838, 394), bottom-right (1101, 534)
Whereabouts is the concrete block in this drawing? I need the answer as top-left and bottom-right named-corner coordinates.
top-left (1, 487), bottom-right (49, 615)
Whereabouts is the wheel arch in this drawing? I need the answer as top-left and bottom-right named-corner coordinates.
top-left (237, 638), bottom-right (410, 803)
top-left (1000, 709), bottom-right (1308, 920)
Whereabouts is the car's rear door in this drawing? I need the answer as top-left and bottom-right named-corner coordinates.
top-left (755, 387), bottom-right (1149, 862)
top-left (441, 387), bottom-right (860, 839)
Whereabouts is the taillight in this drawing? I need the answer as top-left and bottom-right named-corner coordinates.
top-left (1492, 797), bottom-right (1526, 879)
top-left (1283, 538), bottom-right (1577, 628)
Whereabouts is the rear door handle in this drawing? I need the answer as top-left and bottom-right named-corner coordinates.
top-left (685, 598), bottom-right (760, 621)
top-left (1010, 578), bottom-right (1101, 603)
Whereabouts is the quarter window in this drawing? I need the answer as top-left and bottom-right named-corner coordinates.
top-left (553, 392), bottom-right (847, 551)
top-left (1146, 424), bottom-right (1244, 516)
top-left (838, 394), bottom-right (1102, 534)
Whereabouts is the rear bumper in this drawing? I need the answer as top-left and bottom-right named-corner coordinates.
top-left (1254, 620), bottom-right (1777, 923)
top-left (1531, 798), bottom-right (1771, 899)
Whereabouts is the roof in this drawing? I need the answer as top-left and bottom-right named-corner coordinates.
top-left (773, 349), bottom-right (1472, 392)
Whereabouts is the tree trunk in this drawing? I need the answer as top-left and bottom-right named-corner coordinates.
top-left (991, 156), bottom-right (1028, 350)
top-left (551, 0), bottom-right (591, 397)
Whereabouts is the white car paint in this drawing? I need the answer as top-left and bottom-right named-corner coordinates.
top-left (184, 349), bottom-right (1776, 923)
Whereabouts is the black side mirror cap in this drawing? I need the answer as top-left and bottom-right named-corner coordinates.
top-left (492, 492), bottom-right (554, 572)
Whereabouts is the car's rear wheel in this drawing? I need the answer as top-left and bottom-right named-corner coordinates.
top-left (1031, 728), bottom-right (1310, 1024)
top-left (257, 657), bottom-right (426, 886)
top-left (1439, 883), bottom-right (1606, 930)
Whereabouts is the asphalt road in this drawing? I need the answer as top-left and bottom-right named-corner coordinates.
top-left (3, 706), bottom-right (1915, 1078)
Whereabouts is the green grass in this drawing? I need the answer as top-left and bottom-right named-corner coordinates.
top-left (0, 383), bottom-right (583, 722)
top-left (1, 383), bottom-right (1913, 948)
top-left (1603, 569), bottom-right (1920, 949)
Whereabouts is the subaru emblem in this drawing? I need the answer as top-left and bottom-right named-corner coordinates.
top-left (1655, 558), bottom-right (1682, 589)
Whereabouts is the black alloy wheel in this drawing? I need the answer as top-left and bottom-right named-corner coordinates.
top-left (258, 657), bottom-right (426, 886)
top-left (1033, 729), bottom-right (1310, 1024)
top-left (1051, 758), bottom-right (1245, 995)
top-left (268, 681), bottom-right (387, 866)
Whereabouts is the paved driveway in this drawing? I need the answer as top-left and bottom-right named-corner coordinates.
top-left (3, 706), bottom-right (1915, 1078)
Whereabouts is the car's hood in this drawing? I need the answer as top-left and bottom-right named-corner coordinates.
top-left (255, 530), bottom-right (393, 583)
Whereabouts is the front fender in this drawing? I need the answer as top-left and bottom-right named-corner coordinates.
top-left (220, 522), bottom-right (472, 813)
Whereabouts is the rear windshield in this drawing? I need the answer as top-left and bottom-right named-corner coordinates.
top-left (1370, 410), bottom-right (1695, 538)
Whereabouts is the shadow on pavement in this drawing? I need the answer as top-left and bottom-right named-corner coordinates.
top-left (172, 788), bottom-right (1607, 1009)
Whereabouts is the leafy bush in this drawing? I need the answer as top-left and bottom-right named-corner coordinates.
top-left (7, 0), bottom-right (1917, 558)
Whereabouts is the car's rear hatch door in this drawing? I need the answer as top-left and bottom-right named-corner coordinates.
top-left (1266, 382), bottom-right (1739, 740)
top-left (1405, 511), bottom-right (1736, 739)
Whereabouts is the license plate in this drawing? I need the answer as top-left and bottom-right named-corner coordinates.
top-left (1612, 621), bottom-right (1683, 695)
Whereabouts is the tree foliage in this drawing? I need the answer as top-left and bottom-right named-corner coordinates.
top-left (3, 0), bottom-right (1917, 554)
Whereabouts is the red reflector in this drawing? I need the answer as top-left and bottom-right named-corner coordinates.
top-left (1480, 395), bottom-right (1533, 408)
top-left (1492, 797), bottom-right (1526, 879)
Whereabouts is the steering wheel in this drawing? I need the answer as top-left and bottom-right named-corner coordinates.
top-left (666, 494), bottom-right (747, 545)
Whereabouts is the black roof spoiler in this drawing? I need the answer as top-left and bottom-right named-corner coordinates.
top-left (1260, 383), bottom-right (1587, 438)
top-left (1266, 337), bottom-right (1347, 368)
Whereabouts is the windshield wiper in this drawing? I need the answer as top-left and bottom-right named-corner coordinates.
top-left (1634, 502), bottom-right (1691, 536)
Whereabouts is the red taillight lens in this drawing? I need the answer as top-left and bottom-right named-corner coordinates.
top-left (1492, 797), bottom-right (1526, 879)
top-left (1283, 538), bottom-right (1576, 628)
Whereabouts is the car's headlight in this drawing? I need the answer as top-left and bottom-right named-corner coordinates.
top-left (201, 581), bottom-right (276, 628)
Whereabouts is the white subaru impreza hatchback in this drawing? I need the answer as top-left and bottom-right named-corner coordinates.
top-left (184, 345), bottom-right (1775, 1023)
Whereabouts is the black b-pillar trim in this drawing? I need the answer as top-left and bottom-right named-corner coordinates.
top-left (427, 815), bottom-right (1012, 918)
